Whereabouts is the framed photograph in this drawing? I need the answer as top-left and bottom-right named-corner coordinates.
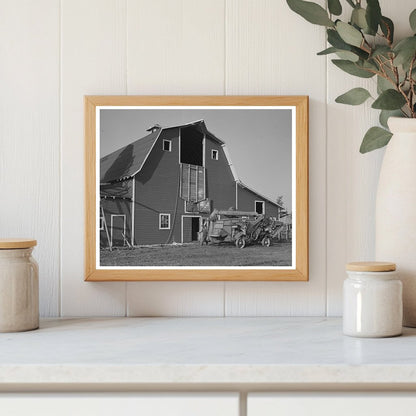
top-left (85, 96), bottom-right (308, 281)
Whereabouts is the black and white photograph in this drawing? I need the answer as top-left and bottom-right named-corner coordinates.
top-left (97, 106), bottom-right (294, 268)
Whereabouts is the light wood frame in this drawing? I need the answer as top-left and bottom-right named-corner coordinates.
top-left (85, 96), bottom-right (308, 281)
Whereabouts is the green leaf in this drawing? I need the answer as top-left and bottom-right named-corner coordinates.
top-left (371, 46), bottom-right (392, 58)
top-left (410, 9), bottom-right (416, 32)
top-left (335, 50), bottom-right (359, 62)
top-left (335, 87), bottom-right (371, 105)
top-left (360, 127), bottom-right (392, 153)
top-left (366, 0), bottom-right (382, 35)
top-left (380, 16), bottom-right (394, 44)
top-left (317, 47), bottom-right (338, 55)
top-left (336, 21), bottom-right (363, 47)
top-left (317, 46), bottom-right (358, 61)
top-left (394, 36), bottom-right (416, 71)
top-left (286, 0), bottom-right (334, 27)
top-left (332, 59), bottom-right (375, 78)
top-left (377, 75), bottom-right (393, 94)
top-left (379, 110), bottom-right (402, 129)
top-left (327, 29), bottom-right (369, 59)
top-left (328, 0), bottom-right (342, 16)
top-left (362, 59), bottom-right (379, 71)
top-left (351, 7), bottom-right (369, 32)
top-left (327, 29), bottom-right (348, 49)
top-left (372, 89), bottom-right (407, 110)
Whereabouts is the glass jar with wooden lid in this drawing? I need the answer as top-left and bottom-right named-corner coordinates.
top-left (343, 261), bottom-right (402, 338)
top-left (0, 239), bottom-right (39, 332)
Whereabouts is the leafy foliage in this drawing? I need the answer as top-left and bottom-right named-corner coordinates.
top-left (286, 0), bottom-right (416, 153)
top-left (360, 127), bottom-right (392, 153)
top-left (410, 9), bottom-right (416, 32)
top-left (332, 59), bottom-right (375, 78)
top-left (372, 89), bottom-right (407, 110)
top-left (328, 0), bottom-right (342, 16)
top-left (287, 0), bottom-right (334, 27)
top-left (335, 88), bottom-right (371, 105)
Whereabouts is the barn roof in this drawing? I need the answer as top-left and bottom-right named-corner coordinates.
top-left (100, 119), bottom-right (224, 183)
top-left (237, 181), bottom-right (284, 209)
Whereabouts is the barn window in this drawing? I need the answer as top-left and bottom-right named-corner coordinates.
top-left (99, 217), bottom-right (104, 230)
top-left (163, 139), bottom-right (171, 152)
top-left (180, 164), bottom-right (205, 202)
top-left (255, 200), bottom-right (265, 215)
top-left (159, 213), bottom-right (171, 229)
top-left (211, 149), bottom-right (218, 160)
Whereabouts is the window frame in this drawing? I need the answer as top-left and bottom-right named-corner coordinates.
top-left (159, 213), bottom-right (171, 230)
top-left (163, 139), bottom-right (172, 152)
top-left (255, 200), bottom-right (265, 215)
top-left (211, 149), bottom-right (218, 160)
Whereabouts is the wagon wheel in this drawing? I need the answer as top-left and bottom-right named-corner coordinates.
top-left (235, 236), bottom-right (246, 249)
top-left (261, 237), bottom-right (271, 247)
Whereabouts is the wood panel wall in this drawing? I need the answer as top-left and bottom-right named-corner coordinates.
top-left (1, 0), bottom-right (413, 316)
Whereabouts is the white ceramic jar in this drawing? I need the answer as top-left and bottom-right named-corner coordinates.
top-left (343, 262), bottom-right (402, 338)
top-left (0, 239), bottom-right (39, 332)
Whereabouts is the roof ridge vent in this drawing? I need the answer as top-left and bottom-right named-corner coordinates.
top-left (146, 124), bottom-right (162, 132)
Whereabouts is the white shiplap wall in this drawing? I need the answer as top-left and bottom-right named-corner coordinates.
top-left (1, 0), bottom-right (412, 317)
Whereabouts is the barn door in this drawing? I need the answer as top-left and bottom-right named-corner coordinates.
top-left (182, 216), bottom-right (200, 243)
top-left (111, 215), bottom-right (126, 247)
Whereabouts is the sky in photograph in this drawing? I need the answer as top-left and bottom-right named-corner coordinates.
top-left (100, 108), bottom-right (293, 211)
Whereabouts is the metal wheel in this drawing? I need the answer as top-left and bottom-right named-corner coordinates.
top-left (261, 237), bottom-right (271, 247)
top-left (235, 236), bottom-right (246, 249)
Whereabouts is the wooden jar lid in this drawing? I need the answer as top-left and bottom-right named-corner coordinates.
top-left (346, 261), bottom-right (396, 272)
top-left (0, 239), bottom-right (37, 249)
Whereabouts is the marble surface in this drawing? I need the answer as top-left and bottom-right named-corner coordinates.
top-left (1, 317), bottom-right (416, 386)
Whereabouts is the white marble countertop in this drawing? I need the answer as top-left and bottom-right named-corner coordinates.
top-left (1, 317), bottom-right (416, 389)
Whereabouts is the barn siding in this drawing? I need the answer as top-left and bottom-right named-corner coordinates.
top-left (205, 137), bottom-right (236, 211)
top-left (134, 128), bottom-right (182, 245)
top-left (237, 185), bottom-right (280, 218)
top-left (126, 126), bottom-right (279, 246)
top-left (132, 128), bottom-right (239, 245)
top-left (100, 198), bottom-right (132, 248)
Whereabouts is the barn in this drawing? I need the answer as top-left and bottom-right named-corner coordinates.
top-left (100, 120), bottom-right (283, 247)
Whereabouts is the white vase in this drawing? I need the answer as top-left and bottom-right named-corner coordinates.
top-left (375, 117), bottom-right (416, 327)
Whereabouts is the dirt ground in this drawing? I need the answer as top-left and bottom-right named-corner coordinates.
top-left (100, 241), bottom-right (292, 267)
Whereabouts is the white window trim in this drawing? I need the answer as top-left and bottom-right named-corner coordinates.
top-left (211, 149), bottom-right (218, 160)
top-left (159, 213), bottom-right (171, 230)
top-left (163, 139), bottom-right (172, 152)
top-left (99, 217), bottom-right (104, 231)
top-left (255, 200), bottom-right (265, 215)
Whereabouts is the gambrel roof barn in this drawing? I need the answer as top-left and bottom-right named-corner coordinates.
top-left (100, 120), bottom-right (283, 247)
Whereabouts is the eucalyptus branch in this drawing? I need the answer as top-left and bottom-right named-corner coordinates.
top-left (286, 0), bottom-right (416, 152)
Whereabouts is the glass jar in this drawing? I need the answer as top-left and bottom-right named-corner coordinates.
top-left (0, 239), bottom-right (39, 332)
top-left (343, 262), bottom-right (402, 338)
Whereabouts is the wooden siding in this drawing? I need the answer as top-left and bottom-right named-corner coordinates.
top-left (237, 185), bottom-right (280, 218)
top-left (132, 129), bottom-right (239, 245)
top-left (205, 137), bottom-right (236, 211)
top-left (134, 128), bottom-right (181, 245)
top-left (100, 198), bottom-right (132, 247)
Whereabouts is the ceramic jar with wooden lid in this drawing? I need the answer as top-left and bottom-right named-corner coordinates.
top-left (343, 262), bottom-right (402, 338)
top-left (0, 239), bottom-right (39, 332)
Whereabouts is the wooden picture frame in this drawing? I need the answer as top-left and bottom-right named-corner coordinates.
top-left (85, 96), bottom-right (308, 281)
